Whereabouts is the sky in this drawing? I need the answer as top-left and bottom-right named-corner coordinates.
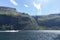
top-left (0, 0), bottom-right (60, 15)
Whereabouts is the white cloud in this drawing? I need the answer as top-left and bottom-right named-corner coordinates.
top-left (33, 2), bottom-right (42, 15)
top-left (24, 4), bottom-right (29, 8)
top-left (10, 0), bottom-right (18, 6)
top-left (33, 2), bottom-right (41, 10)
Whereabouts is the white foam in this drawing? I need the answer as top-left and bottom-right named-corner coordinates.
top-left (0, 30), bottom-right (19, 32)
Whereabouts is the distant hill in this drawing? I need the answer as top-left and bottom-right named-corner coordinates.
top-left (33, 14), bottom-right (60, 30)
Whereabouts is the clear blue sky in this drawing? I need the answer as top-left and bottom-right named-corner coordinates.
top-left (0, 0), bottom-right (60, 15)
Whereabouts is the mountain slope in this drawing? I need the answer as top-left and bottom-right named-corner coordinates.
top-left (0, 6), bottom-right (39, 30)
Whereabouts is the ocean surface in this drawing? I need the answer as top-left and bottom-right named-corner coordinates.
top-left (0, 30), bottom-right (60, 40)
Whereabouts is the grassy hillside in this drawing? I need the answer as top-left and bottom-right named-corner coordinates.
top-left (0, 7), bottom-right (42, 30)
top-left (1, 7), bottom-right (60, 30)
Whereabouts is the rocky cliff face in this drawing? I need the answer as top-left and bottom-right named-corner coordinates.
top-left (0, 6), bottom-right (16, 11)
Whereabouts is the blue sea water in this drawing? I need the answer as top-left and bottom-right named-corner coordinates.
top-left (0, 30), bottom-right (60, 40)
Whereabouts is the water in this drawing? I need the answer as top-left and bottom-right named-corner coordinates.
top-left (0, 30), bottom-right (60, 40)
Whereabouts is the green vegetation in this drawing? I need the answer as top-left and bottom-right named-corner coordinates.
top-left (0, 7), bottom-right (60, 30)
top-left (0, 7), bottom-right (43, 30)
